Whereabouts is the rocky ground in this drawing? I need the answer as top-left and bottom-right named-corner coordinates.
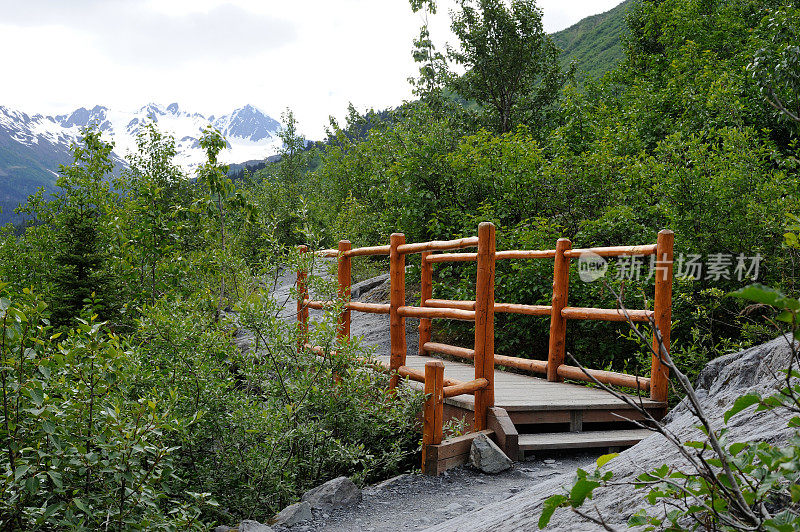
top-left (274, 454), bottom-right (600, 532)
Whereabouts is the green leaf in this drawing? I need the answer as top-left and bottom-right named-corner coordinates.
top-left (570, 479), bottom-right (601, 506)
top-left (539, 494), bottom-right (567, 529)
top-left (724, 394), bottom-right (761, 423)
top-left (728, 442), bottom-right (747, 455)
top-left (14, 463), bottom-right (31, 481)
top-left (73, 498), bottom-right (89, 514)
top-left (596, 453), bottom-right (619, 468)
top-left (729, 284), bottom-right (800, 311)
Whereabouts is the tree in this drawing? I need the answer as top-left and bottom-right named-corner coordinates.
top-left (116, 122), bottom-right (187, 303)
top-left (408, 0), bottom-right (450, 101)
top-left (46, 128), bottom-right (117, 327)
top-left (196, 127), bottom-right (255, 318)
top-left (447, 0), bottom-right (563, 133)
top-left (748, 4), bottom-right (800, 126)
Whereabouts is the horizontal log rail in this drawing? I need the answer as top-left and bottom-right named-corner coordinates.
top-left (398, 236), bottom-right (479, 255)
top-left (398, 364), bottom-right (461, 387)
top-left (496, 249), bottom-right (557, 260)
top-left (493, 354), bottom-right (549, 374)
top-left (495, 303), bottom-right (552, 316)
top-left (304, 299), bottom-right (390, 314)
top-left (424, 249), bottom-right (557, 263)
top-left (344, 245), bottom-right (391, 257)
top-left (425, 298), bottom-right (475, 311)
top-left (444, 377), bottom-right (488, 398)
top-left (425, 299), bottom-right (550, 316)
top-left (397, 306), bottom-right (476, 321)
top-left (561, 307), bottom-right (654, 322)
top-left (314, 248), bottom-right (339, 258)
top-left (564, 244), bottom-right (657, 258)
top-left (423, 342), bottom-right (476, 360)
top-left (425, 252), bottom-right (477, 263)
top-left (557, 364), bottom-right (650, 391)
top-left (347, 301), bottom-right (391, 314)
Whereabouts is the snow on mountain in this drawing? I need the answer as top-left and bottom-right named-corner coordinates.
top-left (0, 102), bottom-right (284, 224)
top-left (2, 102), bottom-right (282, 170)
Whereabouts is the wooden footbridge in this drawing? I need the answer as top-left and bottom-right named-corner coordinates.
top-left (298, 223), bottom-right (673, 475)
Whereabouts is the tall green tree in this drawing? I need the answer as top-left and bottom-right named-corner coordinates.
top-left (39, 128), bottom-right (117, 326)
top-left (447, 0), bottom-right (564, 133)
top-left (115, 122), bottom-right (188, 303)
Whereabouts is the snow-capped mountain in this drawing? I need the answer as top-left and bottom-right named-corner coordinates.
top-left (0, 103), bottom-right (283, 224)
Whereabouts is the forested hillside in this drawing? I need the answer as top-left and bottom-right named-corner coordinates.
top-left (551, 0), bottom-right (632, 78)
top-left (2, 0), bottom-right (799, 529)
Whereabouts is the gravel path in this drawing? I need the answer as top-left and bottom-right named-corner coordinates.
top-left (267, 263), bottom-right (599, 531)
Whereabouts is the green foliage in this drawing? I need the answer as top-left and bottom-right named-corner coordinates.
top-left (551, 0), bottom-right (633, 80)
top-left (748, 4), bottom-right (800, 127)
top-left (17, 128), bottom-right (120, 328)
top-left (131, 267), bottom-right (423, 520)
top-left (113, 122), bottom-right (192, 305)
top-left (0, 286), bottom-right (211, 530)
top-left (448, 0), bottom-right (564, 133)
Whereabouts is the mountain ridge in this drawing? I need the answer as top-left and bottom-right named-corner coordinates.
top-left (0, 103), bottom-right (283, 225)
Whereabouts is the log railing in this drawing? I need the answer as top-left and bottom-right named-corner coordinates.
top-left (297, 224), bottom-right (674, 470)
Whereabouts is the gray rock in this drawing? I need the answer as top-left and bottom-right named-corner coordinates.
top-left (302, 476), bottom-right (362, 511)
top-left (213, 527), bottom-right (234, 532)
top-left (238, 520), bottom-right (273, 532)
top-left (364, 473), bottom-right (411, 495)
top-left (470, 434), bottom-right (512, 474)
top-left (428, 335), bottom-right (800, 531)
top-left (272, 501), bottom-right (312, 527)
top-left (351, 273), bottom-right (390, 300)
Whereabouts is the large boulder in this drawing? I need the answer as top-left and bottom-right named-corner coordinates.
top-left (302, 476), bottom-right (362, 512)
top-left (427, 334), bottom-right (799, 531)
top-left (271, 501), bottom-right (312, 527)
top-left (470, 433), bottom-right (512, 474)
top-left (238, 520), bottom-right (273, 532)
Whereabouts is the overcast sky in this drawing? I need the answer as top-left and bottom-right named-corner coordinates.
top-left (0, 0), bottom-right (622, 138)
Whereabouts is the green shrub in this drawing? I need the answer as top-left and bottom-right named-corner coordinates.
top-left (0, 286), bottom-right (210, 530)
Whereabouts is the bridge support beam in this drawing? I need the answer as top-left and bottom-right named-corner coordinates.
top-left (337, 240), bottom-right (352, 342)
top-left (547, 238), bottom-right (572, 381)
top-left (650, 230), bottom-right (674, 402)
top-left (473, 222), bottom-right (496, 431)
top-left (389, 233), bottom-right (407, 389)
top-left (297, 245), bottom-right (309, 352)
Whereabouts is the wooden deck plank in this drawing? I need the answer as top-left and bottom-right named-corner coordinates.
top-left (375, 354), bottom-right (665, 411)
top-left (518, 429), bottom-right (653, 450)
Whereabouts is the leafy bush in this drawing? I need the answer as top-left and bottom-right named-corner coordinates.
top-left (0, 286), bottom-right (210, 530)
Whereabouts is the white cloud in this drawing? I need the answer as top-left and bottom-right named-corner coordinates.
top-left (0, 0), bottom-right (626, 139)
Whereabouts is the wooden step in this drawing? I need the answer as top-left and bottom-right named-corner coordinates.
top-left (518, 429), bottom-right (653, 451)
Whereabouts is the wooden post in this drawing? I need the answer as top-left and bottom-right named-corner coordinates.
top-left (389, 233), bottom-right (407, 389)
top-left (547, 238), bottom-right (572, 381)
top-left (650, 230), bottom-right (674, 402)
top-left (297, 245), bottom-right (309, 352)
top-left (473, 222), bottom-right (496, 431)
top-left (419, 251), bottom-right (433, 354)
top-left (337, 240), bottom-right (352, 342)
top-left (422, 360), bottom-right (444, 471)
